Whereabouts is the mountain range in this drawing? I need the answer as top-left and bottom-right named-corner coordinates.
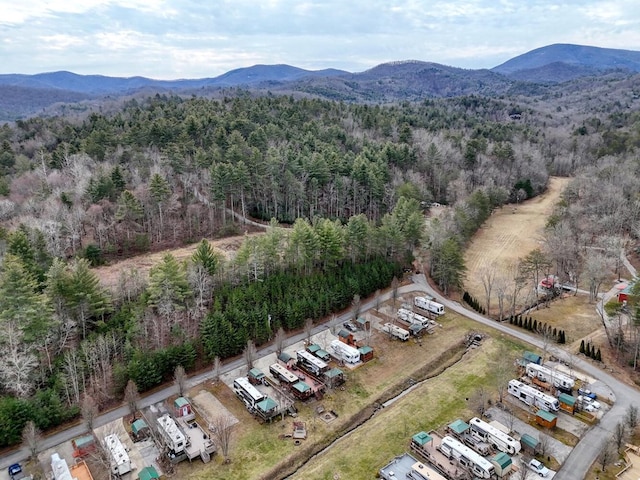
top-left (2, 43), bottom-right (640, 120)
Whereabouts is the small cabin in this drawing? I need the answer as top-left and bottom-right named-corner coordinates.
top-left (536, 409), bottom-right (557, 429)
top-left (248, 368), bottom-right (266, 386)
top-left (618, 284), bottom-right (632, 303)
top-left (72, 434), bottom-right (96, 458)
top-left (491, 452), bottom-right (513, 477)
top-left (278, 352), bottom-right (295, 368)
top-left (520, 433), bottom-right (539, 456)
top-left (358, 345), bottom-right (374, 362)
top-left (356, 317), bottom-right (370, 331)
top-left (558, 393), bottom-right (576, 414)
top-left (174, 397), bottom-right (192, 418)
top-left (338, 329), bottom-right (356, 346)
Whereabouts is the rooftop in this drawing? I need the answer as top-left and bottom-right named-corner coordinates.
top-left (448, 419), bottom-right (469, 434)
top-left (379, 453), bottom-right (446, 480)
top-left (412, 431), bottom-right (432, 446)
top-left (174, 396), bottom-right (190, 407)
top-left (536, 409), bottom-right (557, 422)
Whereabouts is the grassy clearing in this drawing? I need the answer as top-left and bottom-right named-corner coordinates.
top-left (291, 337), bottom-right (517, 480)
top-left (519, 294), bottom-right (602, 346)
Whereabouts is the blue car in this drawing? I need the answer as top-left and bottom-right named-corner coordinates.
top-left (578, 387), bottom-right (597, 400)
top-left (8, 463), bottom-right (25, 480)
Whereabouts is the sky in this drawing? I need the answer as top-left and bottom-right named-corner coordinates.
top-left (1, 0), bottom-right (640, 79)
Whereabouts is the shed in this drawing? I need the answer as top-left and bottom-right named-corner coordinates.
top-left (523, 351), bottom-right (542, 365)
top-left (174, 397), bottom-right (192, 418)
top-left (324, 368), bottom-right (345, 387)
top-left (520, 433), bottom-right (539, 455)
top-left (558, 392), bottom-right (576, 414)
top-left (248, 368), bottom-right (266, 386)
top-left (491, 452), bottom-right (513, 477)
top-left (278, 352), bottom-right (295, 368)
top-left (448, 419), bottom-right (470, 436)
top-left (338, 329), bottom-right (356, 346)
top-left (536, 409), bottom-right (557, 429)
top-left (356, 317), bottom-right (370, 330)
top-left (138, 466), bottom-right (160, 480)
top-left (72, 434), bottom-right (96, 458)
top-left (131, 419), bottom-right (149, 438)
top-left (358, 345), bottom-right (374, 362)
top-left (292, 381), bottom-right (313, 400)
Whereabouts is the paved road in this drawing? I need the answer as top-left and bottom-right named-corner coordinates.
top-left (3, 276), bottom-right (638, 480)
top-left (412, 274), bottom-right (639, 480)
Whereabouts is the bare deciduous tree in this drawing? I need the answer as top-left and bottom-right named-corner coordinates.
top-left (391, 276), bottom-right (400, 308)
top-left (81, 394), bottom-right (99, 432)
top-left (598, 439), bottom-right (616, 472)
top-left (469, 387), bottom-right (488, 417)
top-left (212, 356), bottom-right (222, 383)
top-left (304, 318), bottom-right (314, 344)
top-left (480, 266), bottom-right (496, 316)
top-left (124, 379), bottom-right (140, 420)
top-left (537, 433), bottom-right (554, 460)
top-left (613, 421), bottom-right (627, 452)
top-left (352, 294), bottom-right (361, 321)
top-left (243, 340), bottom-right (257, 370)
top-left (374, 289), bottom-right (381, 313)
top-left (274, 327), bottom-right (286, 355)
top-left (626, 404), bottom-right (639, 430)
top-left (174, 364), bottom-right (187, 397)
top-left (22, 420), bottom-right (42, 460)
top-left (211, 415), bottom-right (235, 462)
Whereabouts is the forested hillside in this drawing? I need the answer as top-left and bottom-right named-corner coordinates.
top-left (1, 84), bottom-right (640, 446)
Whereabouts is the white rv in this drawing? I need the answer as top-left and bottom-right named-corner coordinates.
top-left (469, 417), bottom-right (521, 455)
top-left (525, 363), bottom-right (575, 391)
top-left (508, 379), bottom-right (559, 412)
top-left (382, 323), bottom-right (410, 341)
top-left (414, 296), bottom-right (445, 315)
top-left (157, 413), bottom-right (187, 454)
top-left (439, 435), bottom-right (494, 479)
top-left (104, 434), bottom-right (132, 476)
top-left (329, 339), bottom-right (361, 363)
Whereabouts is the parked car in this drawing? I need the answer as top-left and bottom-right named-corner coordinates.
top-left (343, 322), bottom-right (357, 332)
top-left (578, 395), bottom-right (601, 410)
top-left (528, 459), bottom-right (550, 477)
top-left (8, 463), bottom-right (25, 480)
top-left (578, 387), bottom-right (597, 399)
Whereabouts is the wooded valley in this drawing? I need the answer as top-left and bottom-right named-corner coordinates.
top-left (1, 72), bottom-right (640, 447)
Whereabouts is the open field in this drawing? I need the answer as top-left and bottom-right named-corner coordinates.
top-left (93, 232), bottom-right (261, 292)
top-left (463, 176), bottom-right (570, 306)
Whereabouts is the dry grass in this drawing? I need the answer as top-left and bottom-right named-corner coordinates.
top-left (463, 176), bottom-right (570, 305)
top-left (519, 294), bottom-right (603, 346)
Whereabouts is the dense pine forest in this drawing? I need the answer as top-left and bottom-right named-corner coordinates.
top-left (1, 83), bottom-right (640, 447)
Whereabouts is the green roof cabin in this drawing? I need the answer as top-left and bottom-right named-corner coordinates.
top-left (291, 381), bottom-right (313, 400)
top-left (520, 433), bottom-right (539, 455)
top-left (558, 392), bottom-right (576, 414)
top-left (491, 452), bottom-right (513, 477)
top-left (411, 431), bottom-right (433, 448)
top-left (536, 409), bottom-right (557, 429)
top-left (138, 466), bottom-right (160, 480)
top-left (248, 367), bottom-right (266, 386)
top-left (358, 345), bottom-right (374, 362)
top-left (131, 419), bottom-right (149, 438)
top-left (174, 396), bottom-right (192, 418)
top-left (324, 367), bottom-right (345, 387)
top-left (256, 397), bottom-right (279, 421)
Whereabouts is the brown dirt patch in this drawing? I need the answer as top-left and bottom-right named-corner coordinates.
top-left (463, 176), bottom-right (570, 301)
top-left (94, 233), bottom-right (261, 292)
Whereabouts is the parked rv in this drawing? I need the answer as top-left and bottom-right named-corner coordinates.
top-left (381, 323), bottom-right (410, 341)
top-left (414, 296), bottom-right (445, 316)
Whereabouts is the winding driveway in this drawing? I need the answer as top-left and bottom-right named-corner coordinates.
top-left (1, 277), bottom-right (638, 480)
